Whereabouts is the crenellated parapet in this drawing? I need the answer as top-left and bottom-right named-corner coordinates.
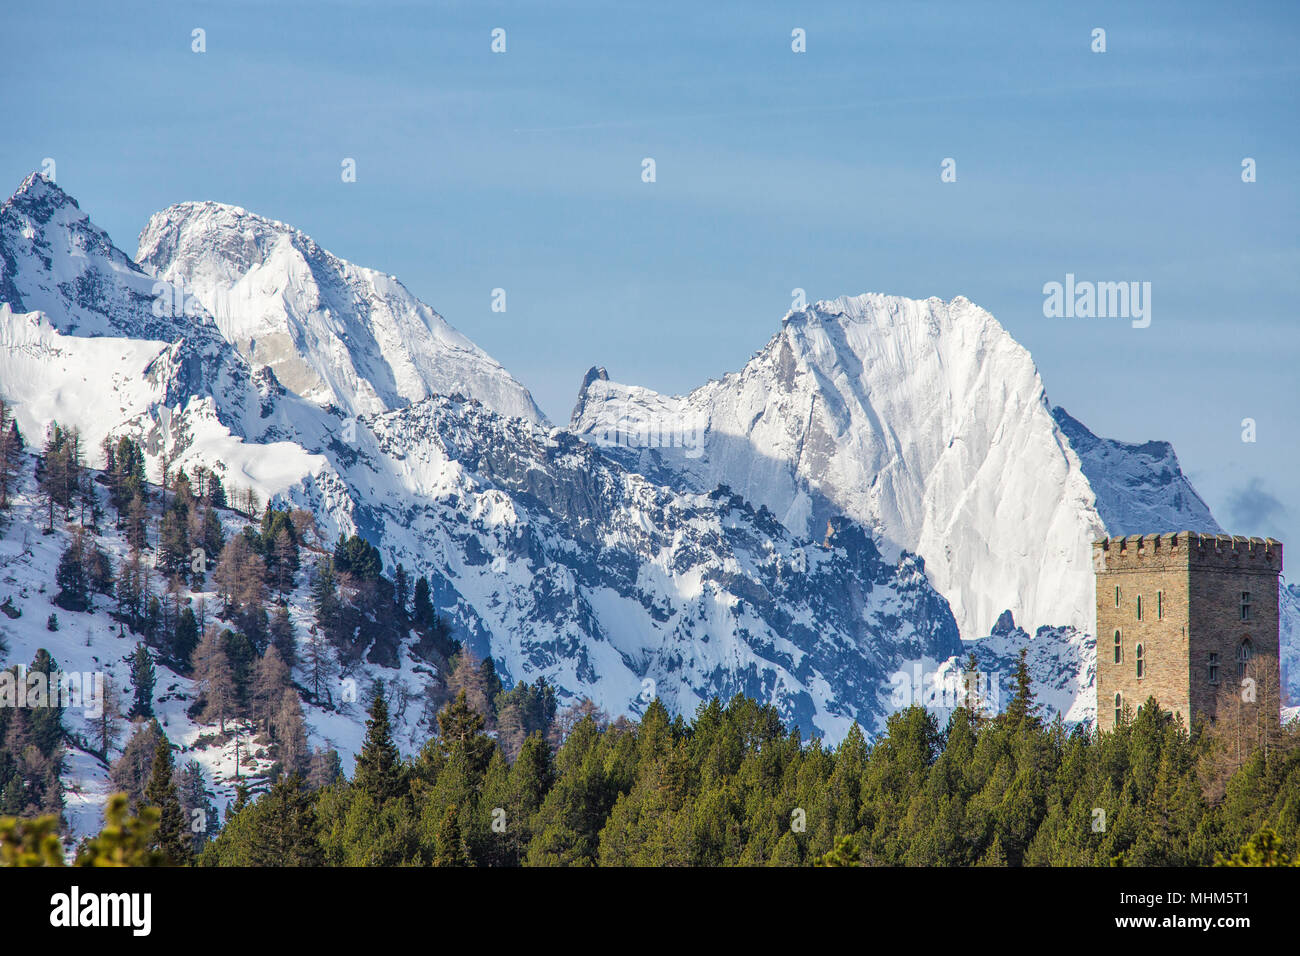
top-left (1093, 532), bottom-right (1282, 574)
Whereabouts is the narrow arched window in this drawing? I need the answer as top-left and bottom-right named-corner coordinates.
top-left (1238, 638), bottom-right (1254, 680)
top-left (1136, 595), bottom-right (1142, 621)
top-left (1135, 643), bottom-right (1144, 679)
top-left (1113, 630), bottom-right (1122, 664)
top-left (1114, 692), bottom-right (1123, 726)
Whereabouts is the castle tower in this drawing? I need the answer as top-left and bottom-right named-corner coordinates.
top-left (1093, 532), bottom-right (1283, 731)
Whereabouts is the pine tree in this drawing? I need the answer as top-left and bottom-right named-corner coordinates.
top-left (435, 690), bottom-right (495, 778)
top-left (37, 424), bottom-right (80, 530)
top-left (54, 534), bottom-right (90, 612)
top-left (1004, 648), bottom-right (1040, 728)
top-left (0, 813), bottom-right (65, 866)
top-left (222, 629), bottom-right (257, 712)
top-left (27, 649), bottom-right (65, 757)
top-left (310, 557), bottom-right (341, 646)
top-left (352, 687), bottom-right (406, 804)
top-left (201, 774), bottom-right (322, 867)
top-left (432, 804), bottom-right (470, 866)
top-left (393, 563), bottom-right (409, 623)
top-left (412, 575), bottom-right (436, 634)
top-left (976, 834), bottom-right (1009, 867)
top-left (269, 604), bottom-right (296, 670)
top-left (271, 527), bottom-right (297, 599)
top-left (198, 505), bottom-right (224, 575)
top-left (128, 643), bottom-right (155, 719)
top-left (176, 760), bottom-right (219, 855)
top-left (104, 436), bottom-right (146, 527)
top-left (143, 733), bottom-right (191, 865)
top-left (173, 606), bottom-right (199, 667)
top-left (79, 535), bottom-right (112, 611)
top-left (157, 508), bottom-right (189, 579)
top-left (0, 400), bottom-right (22, 511)
top-left (115, 550), bottom-right (144, 632)
top-left (333, 533), bottom-right (382, 580)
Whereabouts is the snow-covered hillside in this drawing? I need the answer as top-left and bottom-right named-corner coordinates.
top-left (0, 452), bottom-right (390, 836)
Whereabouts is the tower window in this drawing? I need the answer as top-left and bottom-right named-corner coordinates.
top-left (1114, 692), bottom-right (1123, 726)
top-left (1240, 592), bottom-right (1251, 621)
top-left (1115, 586), bottom-right (1121, 607)
top-left (1135, 644), bottom-right (1144, 679)
top-left (1208, 652), bottom-right (1220, 685)
top-left (1238, 638), bottom-right (1254, 680)
top-left (1113, 630), bottom-right (1122, 664)
top-left (1136, 595), bottom-right (1142, 621)
top-left (1156, 591), bottom-right (1162, 620)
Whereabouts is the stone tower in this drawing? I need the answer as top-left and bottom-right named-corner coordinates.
top-left (1093, 532), bottom-right (1283, 731)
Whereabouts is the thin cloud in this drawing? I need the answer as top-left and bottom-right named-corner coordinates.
top-left (1226, 478), bottom-right (1287, 533)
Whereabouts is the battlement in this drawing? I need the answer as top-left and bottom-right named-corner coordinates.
top-left (1093, 532), bottom-right (1282, 574)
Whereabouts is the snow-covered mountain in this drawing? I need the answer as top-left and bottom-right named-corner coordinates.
top-left (0, 175), bottom-right (968, 768)
top-left (136, 200), bottom-right (545, 424)
top-left (570, 294), bottom-right (1222, 643)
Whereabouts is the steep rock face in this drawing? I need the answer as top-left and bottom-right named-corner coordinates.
top-left (279, 394), bottom-right (967, 740)
top-left (571, 294), bottom-right (1221, 641)
top-left (136, 201), bottom-right (546, 424)
top-left (2, 173), bottom-right (184, 341)
top-left (0, 174), bottom-right (266, 451)
top-left (1051, 408), bottom-right (1219, 536)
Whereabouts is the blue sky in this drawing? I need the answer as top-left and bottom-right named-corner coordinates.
top-left (4, 0), bottom-right (1298, 550)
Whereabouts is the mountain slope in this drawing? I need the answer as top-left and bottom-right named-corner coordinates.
top-left (1051, 408), bottom-right (1218, 535)
top-left (136, 201), bottom-right (545, 424)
